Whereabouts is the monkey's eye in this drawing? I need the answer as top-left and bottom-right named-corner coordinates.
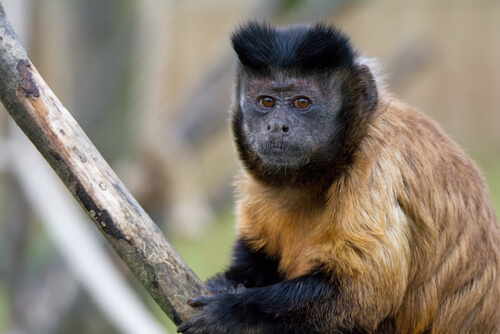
top-left (258, 96), bottom-right (275, 109)
top-left (293, 97), bottom-right (311, 110)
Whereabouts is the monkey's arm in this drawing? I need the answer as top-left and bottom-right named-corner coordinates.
top-left (205, 238), bottom-right (283, 294)
top-left (178, 270), bottom-right (376, 334)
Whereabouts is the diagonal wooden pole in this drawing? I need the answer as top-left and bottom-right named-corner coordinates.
top-left (0, 2), bottom-right (207, 326)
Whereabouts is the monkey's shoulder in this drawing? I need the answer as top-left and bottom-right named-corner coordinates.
top-left (368, 98), bottom-right (489, 196)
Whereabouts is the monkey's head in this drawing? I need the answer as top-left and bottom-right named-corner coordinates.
top-left (231, 22), bottom-right (378, 188)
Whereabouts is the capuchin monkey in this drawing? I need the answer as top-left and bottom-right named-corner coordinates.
top-left (177, 22), bottom-right (500, 334)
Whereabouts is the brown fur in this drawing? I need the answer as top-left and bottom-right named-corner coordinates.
top-left (235, 93), bottom-right (500, 333)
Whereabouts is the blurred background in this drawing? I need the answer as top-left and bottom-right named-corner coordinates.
top-left (0, 0), bottom-right (499, 333)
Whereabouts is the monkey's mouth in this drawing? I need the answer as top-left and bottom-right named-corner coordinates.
top-left (257, 140), bottom-right (305, 167)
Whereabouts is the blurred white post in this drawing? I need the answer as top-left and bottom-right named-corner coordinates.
top-left (1, 0), bottom-right (167, 333)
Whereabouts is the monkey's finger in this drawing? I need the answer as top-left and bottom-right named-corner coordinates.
top-left (176, 320), bottom-right (192, 333)
top-left (187, 295), bottom-right (213, 307)
top-left (177, 315), bottom-right (210, 333)
top-left (236, 283), bottom-right (247, 293)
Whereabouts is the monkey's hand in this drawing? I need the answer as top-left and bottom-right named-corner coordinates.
top-left (177, 273), bottom-right (330, 334)
top-left (176, 293), bottom-right (248, 334)
top-left (178, 272), bottom-right (375, 334)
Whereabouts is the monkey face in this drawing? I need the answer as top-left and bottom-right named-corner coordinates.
top-left (236, 74), bottom-right (343, 172)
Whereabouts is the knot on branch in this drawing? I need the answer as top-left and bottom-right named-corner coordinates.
top-left (17, 59), bottom-right (40, 99)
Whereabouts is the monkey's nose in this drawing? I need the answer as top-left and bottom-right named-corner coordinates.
top-left (267, 119), bottom-right (290, 135)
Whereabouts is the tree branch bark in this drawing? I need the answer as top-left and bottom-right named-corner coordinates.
top-left (0, 2), bottom-right (208, 326)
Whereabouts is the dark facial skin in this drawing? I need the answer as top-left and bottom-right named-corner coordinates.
top-left (239, 73), bottom-right (343, 172)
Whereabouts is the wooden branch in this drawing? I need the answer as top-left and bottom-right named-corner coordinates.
top-left (0, 2), bottom-right (208, 326)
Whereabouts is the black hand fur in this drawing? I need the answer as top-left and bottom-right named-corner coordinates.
top-left (178, 272), bottom-right (358, 334)
top-left (179, 239), bottom-right (371, 333)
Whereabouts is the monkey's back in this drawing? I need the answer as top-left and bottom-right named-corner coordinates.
top-left (367, 96), bottom-right (500, 332)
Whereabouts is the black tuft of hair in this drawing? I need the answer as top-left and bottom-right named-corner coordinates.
top-left (231, 22), bottom-right (356, 74)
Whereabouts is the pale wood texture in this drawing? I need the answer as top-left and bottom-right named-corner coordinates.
top-left (0, 3), bottom-right (208, 326)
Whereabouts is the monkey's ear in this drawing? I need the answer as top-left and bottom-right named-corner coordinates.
top-left (355, 65), bottom-right (378, 113)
